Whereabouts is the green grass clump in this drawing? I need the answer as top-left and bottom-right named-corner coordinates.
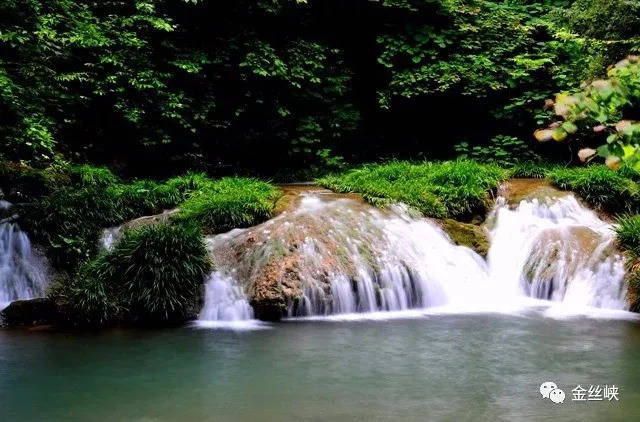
top-left (68, 224), bottom-right (212, 326)
top-left (165, 172), bottom-right (213, 195)
top-left (317, 160), bottom-right (506, 219)
top-left (547, 165), bottom-right (640, 213)
top-left (68, 165), bottom-right (120, 187)
top-left (174, 177), bottom-right (281, 233)
top-left (615, 214), bottom-right (640, 312)
top-left (21, 163), bottom-right (281, 271)
top-left (616, 215), bottom-right (640, 257)
top-left (24, 179), bottom-right (187, 270)
top-left (508, 161), bottom-right (560, 179)
top-left (114, 180), bottom-right (183, 215)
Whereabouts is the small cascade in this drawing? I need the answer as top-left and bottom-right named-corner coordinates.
top-left (488, 194), bottom-right (627, 310)
top-left (199, 192), bottom-right (490, 322)
top-left (0, 218), bottom-right (49, 309)
top-left (199, 271), bottom-right (254, 321)
top-left (198, 184), bottom-right (631, 323)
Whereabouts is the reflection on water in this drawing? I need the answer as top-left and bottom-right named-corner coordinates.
top-left (2, 312), bottom-right (640, 421)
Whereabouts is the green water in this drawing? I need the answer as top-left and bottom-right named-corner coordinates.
top-left (2, 311), bottom-right (640, 421)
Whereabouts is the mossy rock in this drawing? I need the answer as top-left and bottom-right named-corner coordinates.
top-left (438, 219), bottom-right (490, 257)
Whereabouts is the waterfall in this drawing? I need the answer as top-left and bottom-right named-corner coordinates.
top-left (197, 188), bottom-right (630, 323)
top-left (199, 271), bottom-right (254, 321)
top-left (0, 220), bottom-right (49, 310)
top-left (488, 195), bottom-right (627, 310)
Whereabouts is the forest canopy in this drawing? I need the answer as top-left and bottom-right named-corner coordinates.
top-left (1, 0), bottom-right (638, 176)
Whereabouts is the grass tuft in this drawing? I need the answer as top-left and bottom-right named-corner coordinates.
top-left (173, 177), bottom-right (281, 233)
top-left (508, 161), bottom-right (560, 179)
top-left (616, 215), bottom-right (640, 257)
top-left (67, 224), bottom-right (212, 326)
top-left (317, 160), bottom-right (506, 220)
top-left (547, 165), bottom-right (640, 213)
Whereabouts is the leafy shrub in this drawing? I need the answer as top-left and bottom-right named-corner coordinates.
top-left (317, 160), bottom-right (506, 220)
top-left (174, 177), bottom-right (281, 233)
top-left (550, 0), bottom-right (640, 42)
top-left (535, 57), bottom-right (640, 168)
top-left (68, 224), bottom-right (212, 326)
top-left (548, 165), bottom-right (640, 213)
top-left (455, 136), bottom-right (540, 167)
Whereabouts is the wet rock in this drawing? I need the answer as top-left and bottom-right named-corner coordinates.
top-left (438, 219), bottom-right (490, 257)
top-left (499, 179), bottom-right (569, 207)
top-left (1, 298), bottom-right (59, 326)
top-left (522, 226), bottom-right (604, 286)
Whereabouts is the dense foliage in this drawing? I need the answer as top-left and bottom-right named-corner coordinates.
top-left (17, 165), bottom-right (189, 270)
top-left (67, 224), bottom-right (211, 326)
top-left (455, 136), bottom-right (540, 167)
top-left (1, 0), bottom-right (636, 174)
top-left (3, 164), bottom-right (280, 271)
top-left (318, 160), bottom-right (506, 220)
top-left (536, 57), bottom-right (640, 168)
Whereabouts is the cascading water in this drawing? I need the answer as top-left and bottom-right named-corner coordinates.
top-left (199, 271), bottom-right (254, 321)
top-left (197, 184), bottom-right (631, 325)
top-left (0, 202), bottom-right (49, 309)
top-left (488, 194), bottom-right (627, 310)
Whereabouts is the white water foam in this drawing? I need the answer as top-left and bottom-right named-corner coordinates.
top-left (198, 190), bottom-right (636, 325)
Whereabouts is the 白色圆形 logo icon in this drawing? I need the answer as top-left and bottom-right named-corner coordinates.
top-left (540, 381), bottom-right (565, 404)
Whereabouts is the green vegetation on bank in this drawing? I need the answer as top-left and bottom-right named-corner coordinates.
top-left (616, 215), bottom-right (640, 258)
top-left (62, 224), bottom-right (212, 326)
top-left (2, 162), bottom-right (281, 327)
top-left (318, 160), bottom-right (640, 219)
top-left (173, 178), bottom-right (281, 234)
top-left (3, 164), bottom-right (281, 271)
top-left (18, 166), bottom-right (191, 270)
top-left (508, 162), bottom-right (560, 179)
top-left (547, 166), bottom-right (640, 213)
top-left (615, 215), bottom-right (640, 312)
top-left (318, 161), bottom-right (506, 220)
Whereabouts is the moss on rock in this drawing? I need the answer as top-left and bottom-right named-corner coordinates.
top-left (438, 219), bottom-right (490, 257)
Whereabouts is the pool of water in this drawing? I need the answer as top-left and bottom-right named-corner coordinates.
top-left (2, 310), bottom-right (640, 421)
